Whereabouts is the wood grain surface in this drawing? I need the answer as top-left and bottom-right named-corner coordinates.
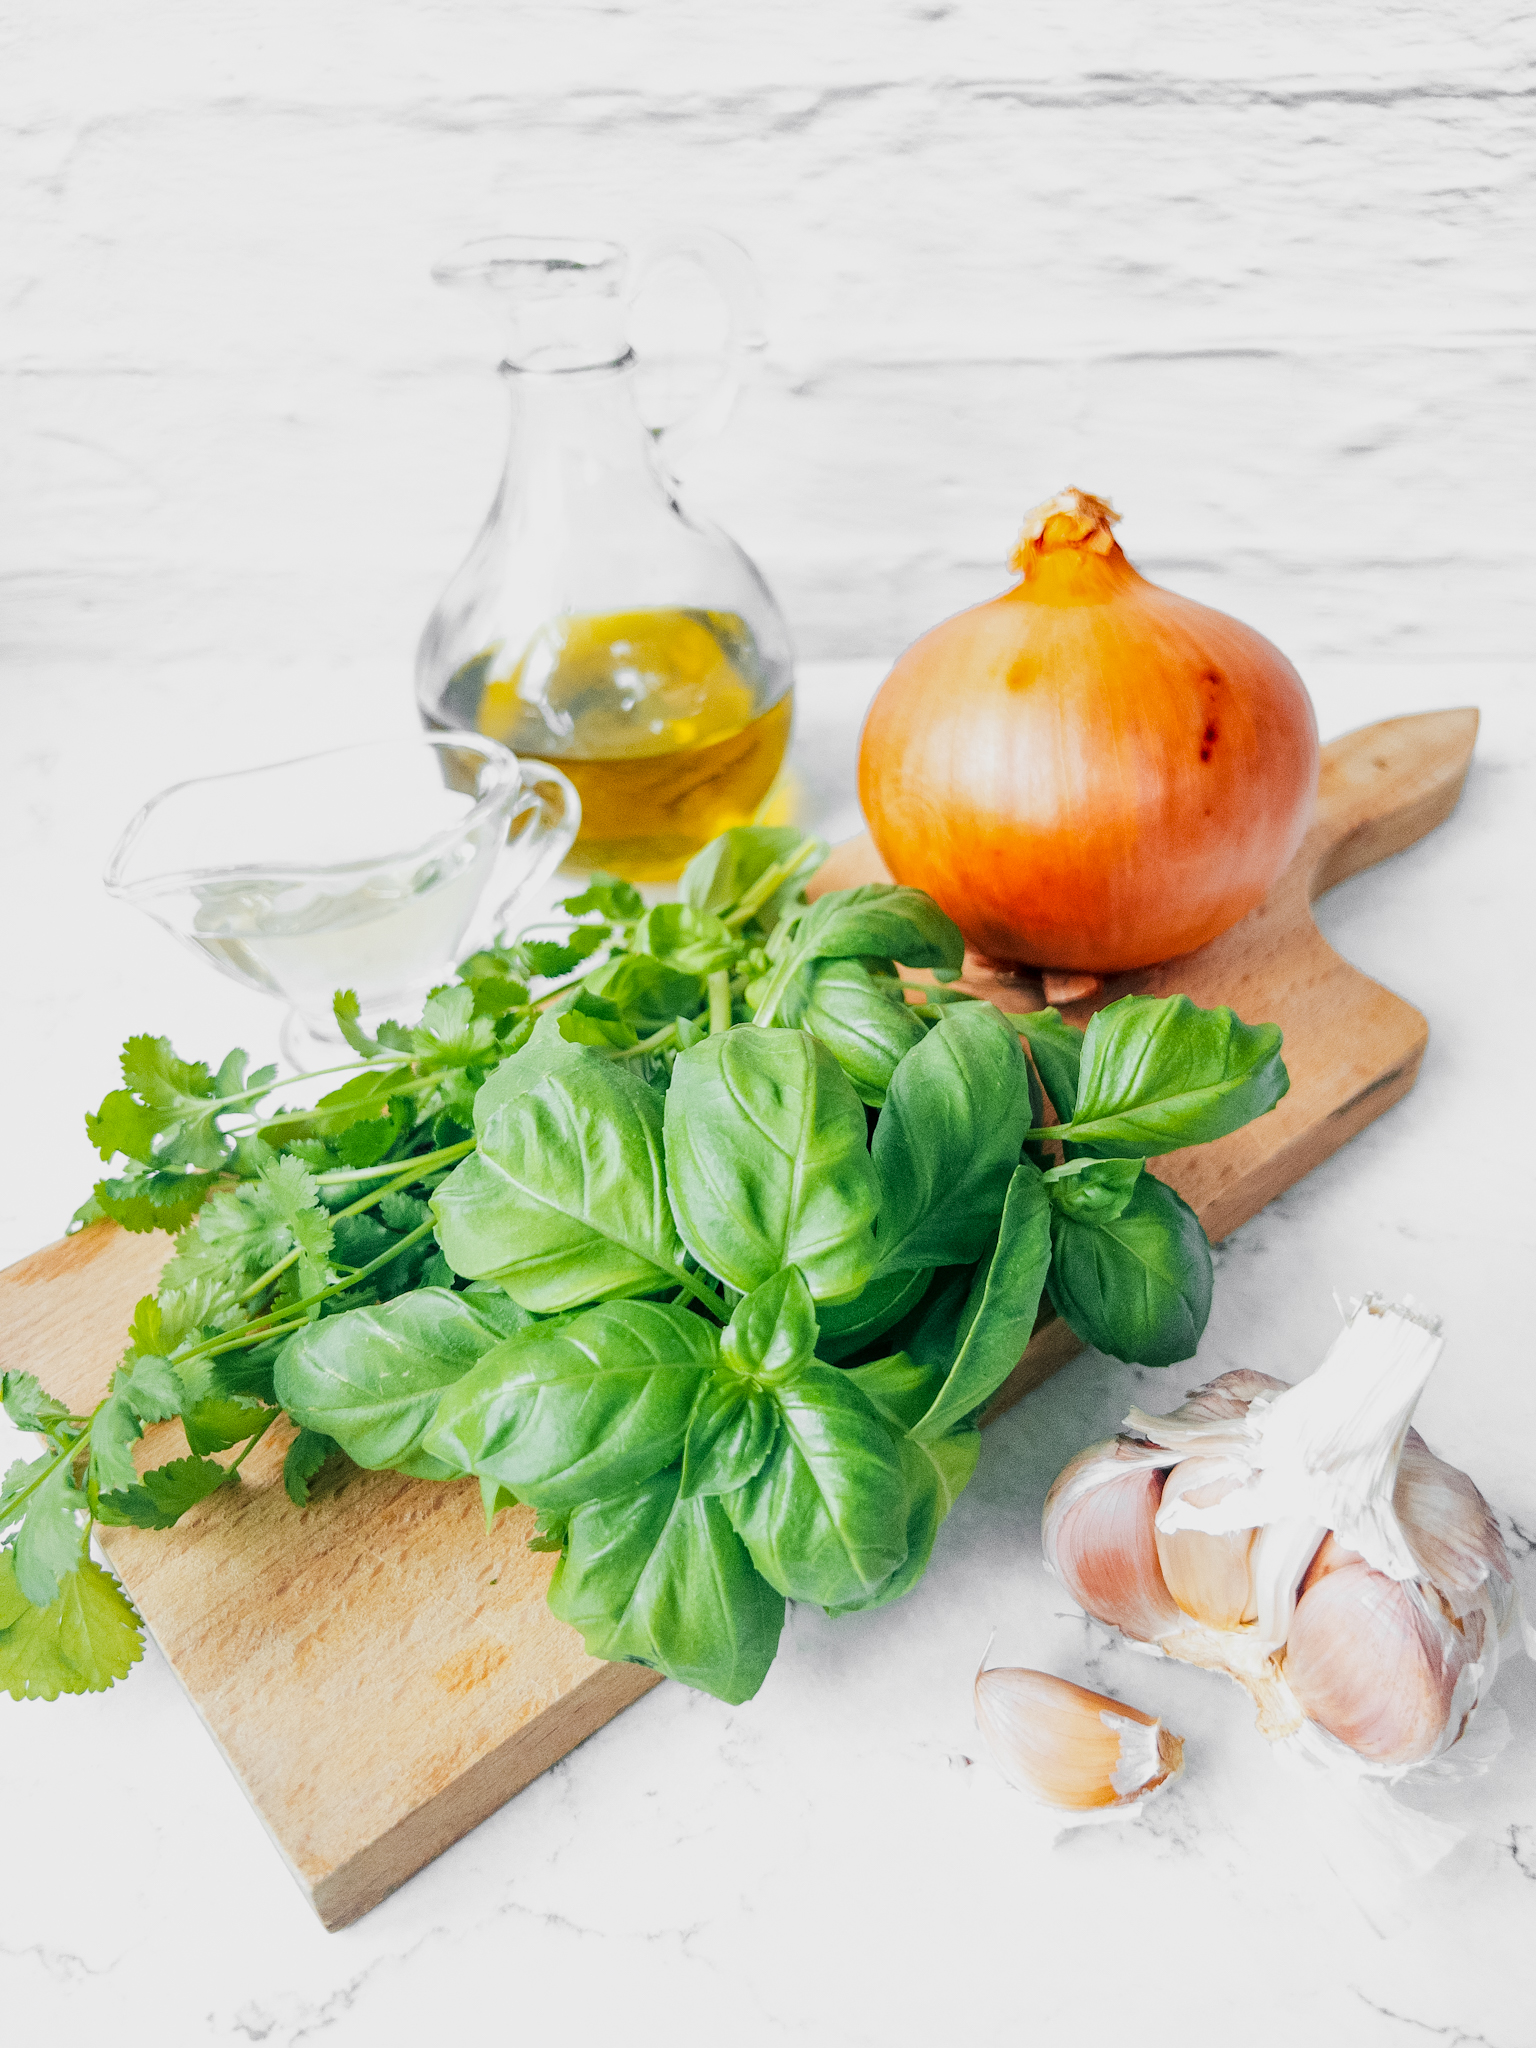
top-left (0, 707), bottom-right (1476, 1929)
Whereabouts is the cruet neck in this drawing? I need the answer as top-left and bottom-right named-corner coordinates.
top-left (434, 234), bottom-right (631, 373)
top-left (496, 354), bottom-right (660, 478)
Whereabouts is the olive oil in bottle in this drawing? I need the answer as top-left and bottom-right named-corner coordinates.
top-left (451, 606), bottom-right (793, 882)
top-left (415, 236), bottom-right (797, 881)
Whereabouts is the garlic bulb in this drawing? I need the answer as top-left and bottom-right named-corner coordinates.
top-left (1040, 1297), bottom-right (1520, 1776)
top-left (974, 1661), bottom-right (1184, 1812)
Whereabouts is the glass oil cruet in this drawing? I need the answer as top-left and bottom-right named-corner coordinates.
top-left (416, 233), bottom-right (795, 884)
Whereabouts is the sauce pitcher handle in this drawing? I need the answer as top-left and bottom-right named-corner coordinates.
top-left (494, 759), bottom-right (581, 929)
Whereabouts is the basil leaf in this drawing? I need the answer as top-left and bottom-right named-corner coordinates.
top-left (548, 1464), bottom-right (785, 1704)
top-left (1043, 1155), bottom-right (1144, 1223)
top-left (842, 1351), bottom-right (945, 1434)
top-left (878, 1266), bottom-right (977, 1373)
top-left (814, 1264), bottom-right (933, 1365)
top-left (664, 1027), bottom-right (879, 1304)
top-left (469, 1015), bottom-right (590, 1136)
top-left (720, 1267), bottom-right (819, 1382)
top-left (871, 1002), bottom-right (1033, 1274)
top-left (722, 1365), bottom-right (908, 1608)
top-left (435, 1058), bottom-right (683, 1311)
top-left (752, 883), bottom-right (965, 1026)
top-left (794, 958), bottom-right (929, 1108)
top-left (582, 953), bottom-right (705, 1034)
top-left (631, 903), bottom-right (739, 976)
top-left (914, 1160), bottom-right (1052, 1440)
top-left (1060, 995), bottom-right (1289, 1156)
top-left (557, 990), bottom-right (637, 1050)
top-left (423, 1300), bottom-right (716, 1511)
top-left (1046, 1172), bottom-right (1213, 1368)
top-left (273, 1287), bottom-right (524, 1479)
top-left (828, 1429), bottom-right (981, 1615)
top-left (681, 825), bottom-right (810, 921)
top-left (781, 885), bottom-right (965, 980)
top-left (679, 1377), bottom-right (779, 1499)
top-left (1013, 1008), bottom-right (1084, 1122)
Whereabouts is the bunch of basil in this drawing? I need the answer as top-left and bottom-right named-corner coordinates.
top-left (273, 827), bottom-right (1289, 1704)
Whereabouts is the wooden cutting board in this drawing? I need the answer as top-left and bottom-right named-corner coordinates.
top-left (0, 707), bottom-right (1477, 1930)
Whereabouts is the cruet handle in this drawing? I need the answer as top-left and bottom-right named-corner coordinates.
top-left (626, 229), bottom-right (767, 447)
top-left (492, 759), bottom-right (582, 930)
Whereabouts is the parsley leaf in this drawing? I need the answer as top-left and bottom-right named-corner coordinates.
top-left (561, 872), bottom-right (644, 922)
top-left (159, 1153), bottom-right (332, 1299)
top-left (117, 1035), bottom-right (235, 1170)
top-left (410, 985), bottom-right (498, 1068)
top-left (1, 1373), bottom-right (73, 1435)
top-left (0, 1553), bottom-right (143, 1700)
top-left (283, 1429), bottom-right (339, 1506)
top-left (92, 1170), bottom-right (220, 1234)
top-left (96, 1454), bottom-right (232, 1530)
top-left (121, 1355), bottom-right (185, 1424)
top-left (90, 1384), bottom-right (147, 1496)
top-left (85, 1088), bottom-right (162, 1166)
top-left (1, 1453), bottom-right (53, 1528)
top-left (12, 1456), bottom-right (88, 1606)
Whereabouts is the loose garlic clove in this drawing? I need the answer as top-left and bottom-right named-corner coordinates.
top-left (974, 1664), bottom-right (1184, 1811)
top-left (1155, 1457), bottom-right (1258, 1629)
top-left (1043, 1450), bottom-right (1184, 1643)
top-left (1281, 1562), bottom-right (1470, 1767)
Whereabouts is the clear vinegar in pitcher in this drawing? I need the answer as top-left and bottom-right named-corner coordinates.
top-left (445, 606), bottom-right (792, 882)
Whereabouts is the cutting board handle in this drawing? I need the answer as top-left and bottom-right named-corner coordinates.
top-left (1306, 707), bottom-right (1479, 899)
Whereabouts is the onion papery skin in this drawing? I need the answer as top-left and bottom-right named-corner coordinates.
top-left (858, 501), bottom-right (1320, 972)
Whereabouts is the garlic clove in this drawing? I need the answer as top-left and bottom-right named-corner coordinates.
top-left (1298, 1528), bottom-right (1359, 1593)
top-left (1247, 1514), bottom-right (1330, 1645)
top-left (1043, 1454), bottom-right (1184, 1643)
top-left (1168, 1368), bottom-right (1290, 1423)
top-left (1394, 1428), bottom-right (1515, 1628)
top-left (1281, 1560), bottom-right (1469, 1767)
top-left (1155, 1456), bottom-right (1258, 1629)
top-left (974, 1664), bottom-right (1184, 1811)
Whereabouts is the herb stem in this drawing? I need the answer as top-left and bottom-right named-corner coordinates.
top-left (670, 1264), bottom-right (728, 1323)
top-left (206, 1219), bottom-right (440, 1352)
top-left (0, 1440), bottom-right (76, 1526)
top-left (722, 837), bottom-right (821, 929)
top-left (706, 970), bottom-right (733, 1035)
top-left (226, 1409), bottom-right (279, 1475)
top-left (613, 1023), bottom-right (679, 1062)
top-left (311, 1139), bottom-right (475, 1189)
top-left (236, 1155), bottom-right (462, 1304)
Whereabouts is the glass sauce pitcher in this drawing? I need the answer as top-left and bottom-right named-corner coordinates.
top-left (416, 234), bottom-right (795, 884)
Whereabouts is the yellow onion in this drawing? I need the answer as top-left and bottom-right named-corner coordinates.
top-left (858, 489), bottom-right (1319, 971)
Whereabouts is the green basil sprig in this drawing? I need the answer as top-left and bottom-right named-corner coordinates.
top-left (1025, 993), bottom-right (1288, 1156)
top-left (18, 822), bottom-right (1291, 1713)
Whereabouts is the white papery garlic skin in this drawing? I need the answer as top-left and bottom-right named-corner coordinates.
top-left (1040, 1298), bottom-right (1520, 1776)
top-left (974, 1662), bottom-right (1184, 1812)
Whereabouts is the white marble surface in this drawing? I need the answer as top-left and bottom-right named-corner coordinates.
top-left (2, 654), bottom-right (1535, 2046)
